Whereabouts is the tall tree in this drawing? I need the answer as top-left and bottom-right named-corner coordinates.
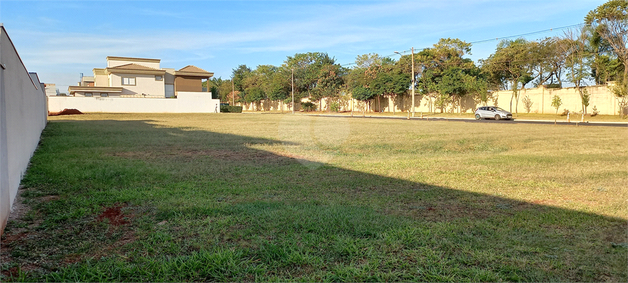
top-left (371, 63), bottom-right (410, 115)
top-left (413, 38), bottom-right (477, 113)
top-left (232, 65), bottom-right (252, 92)
top-left (351, 86), bottom-right (374, 117)
top-left (585, 0), bottom-right (628, 84)
top-left (561, 28), bottom-right (592, 116)
top-left (482, 38), bottom-right (535, 114)
top-left (313, 64), bottom-right (345, 111)
top-left (282, 52), bottom-right (336, 106)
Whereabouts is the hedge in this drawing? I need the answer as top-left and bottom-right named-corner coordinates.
top-left (220, 105), bottom-right (243, 113)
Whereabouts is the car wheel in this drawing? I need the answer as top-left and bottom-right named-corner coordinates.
top-left (494, 115), bottom-right (501, 121)
top-left (475, 114), bottom-right (481, 120)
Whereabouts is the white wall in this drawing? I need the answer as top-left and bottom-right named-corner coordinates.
top-left (0, 26), bottom-right (48, 234)
top-left (48, 92), bottom-right (220, 113)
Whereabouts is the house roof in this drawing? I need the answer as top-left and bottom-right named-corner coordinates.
top-left (175, 65), bottom-right (214, 77)
top-left (105, 63), bottom-right (165, 75)
top-left (106, 56), bottom-right (160, 63)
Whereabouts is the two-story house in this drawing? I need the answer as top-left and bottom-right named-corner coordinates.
top-left (68, 56), bottom-right (214, 98)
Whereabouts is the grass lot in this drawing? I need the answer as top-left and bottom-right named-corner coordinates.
top-left (1, 113), bottom-right (627, 281)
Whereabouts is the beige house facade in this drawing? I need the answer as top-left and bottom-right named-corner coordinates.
top-left (68, 56), bottom-right (213, 98)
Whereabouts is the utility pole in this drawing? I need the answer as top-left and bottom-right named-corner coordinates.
top-left (232, 78), bottom-right (235, 106)
top-left (411, 47), bottom-right (415, 118)
top-left (291, 68), bottom-right (295, 114)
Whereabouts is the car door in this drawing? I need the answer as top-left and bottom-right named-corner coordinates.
top-left (479, 107), bottom-right (488, 118)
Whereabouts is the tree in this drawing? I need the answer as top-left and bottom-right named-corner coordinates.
top-left (282, 52), bottom-right (336, 106)
top-left (371, 64), bottom-right (410, 115)
top-left (267, 69), bottom-right (291, 112)
top-left (351, 86), bottom-right (374, 117)
top-left (561, 28), bottom-right (592, 116)
top-left (244, 87), bottom-right (265, 110)
top-left (551, 94), bottom-right (563, 124)
top-left (482, 38), bottom-right (535, 114)
top-left (586, 0), bottom-right (627, 118)
top-left (312, 64), bottom-right (345, 111)
top-left (232, 65), bottom-right (252, 92)
top-left (413, 38), bottom-right (477, 113)
top-left (346, 53), bottom-right (386, 113)
top-left (585, 0), bottom-right (628, 84)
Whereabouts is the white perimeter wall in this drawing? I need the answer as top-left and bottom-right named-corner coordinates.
top-left (48, 92), bottom-right (220, 113)
top-left (0, 26), bottom-right (48, 234)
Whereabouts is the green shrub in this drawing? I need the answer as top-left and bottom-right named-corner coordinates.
top-left (220, 105), bottom-right (242, 113)
top-left (330, 101), bottom-right (341, 112)
top-left (301, 102), bottom-right (316, 112)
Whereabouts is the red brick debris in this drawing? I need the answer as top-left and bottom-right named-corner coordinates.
top-left (48, 108), bottom-right (83, 116)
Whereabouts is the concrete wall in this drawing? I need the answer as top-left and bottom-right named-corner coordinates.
top-left (0, 26), bottom-right (48, 234)
top-left (239, 84), bottom-right (622, 115)
top-left (48, 92), bottom-right (220, 113)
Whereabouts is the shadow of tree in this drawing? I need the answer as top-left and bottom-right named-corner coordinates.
top-left (2, 118), bottom-right (626, 281)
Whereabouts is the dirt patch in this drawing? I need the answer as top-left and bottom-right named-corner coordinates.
top-left (97, 205), bottom-right (129, 226)
top-left (41, 195), bottom-right (60, 202)
top-left (2, 232), bottom-right (28, 243)
top-left (8, 188), bottom-right (30, 222)
top-left (48, 108), bottom-right (83, 116)
top-left (1, 267), bottom-right (19, 278)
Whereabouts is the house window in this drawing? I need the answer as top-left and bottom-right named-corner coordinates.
top-left (122, 77), bottom-right (136, 86)
top-left (85, 92), bottom-right (93, 97)
top-left (155, 75), bottom-right (163, 81)
top-left (100, 93), bottom-right (108, 97)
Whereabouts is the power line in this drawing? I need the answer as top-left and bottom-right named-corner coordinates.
top-left (341, 23), bottom-right (586, 67)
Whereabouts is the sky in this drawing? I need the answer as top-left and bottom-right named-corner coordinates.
top-left (0, 0), bottom-right (608, 93)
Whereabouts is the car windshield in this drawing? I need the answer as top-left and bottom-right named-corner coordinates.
top-left (495, 107), bottom-right (507, 112)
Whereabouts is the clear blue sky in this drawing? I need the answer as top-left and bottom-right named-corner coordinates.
top-left (0, 0), bottom-right (607, 92)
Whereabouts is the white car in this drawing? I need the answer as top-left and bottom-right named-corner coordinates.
top-left (475, 106), bottom-right (513, 120)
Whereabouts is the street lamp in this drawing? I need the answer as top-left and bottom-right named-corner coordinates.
top-left (395, 47), bottom-right (415, 118)
top-left (231, 77), bottom-right (235, 106)
top-left (291, 68), bottom-right (295, 114)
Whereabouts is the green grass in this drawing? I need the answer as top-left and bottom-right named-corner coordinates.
top-left (1, 113), bottom-right (626, 281)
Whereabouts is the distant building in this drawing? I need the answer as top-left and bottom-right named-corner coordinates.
top-left (44, 83), bottom-right (58, 96)
top-left (68, 56), bottom-right (214, 98)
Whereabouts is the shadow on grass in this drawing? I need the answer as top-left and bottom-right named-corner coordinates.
top-left (1, 118), bottom-right (626, 282)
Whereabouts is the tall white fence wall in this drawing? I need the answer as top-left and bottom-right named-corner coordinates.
top-left (48, 92), bottom-right (220, 113)
top-left (238, 84), bottom-right (622, 115)
top-left (0, 25), bottom-right (48, 234)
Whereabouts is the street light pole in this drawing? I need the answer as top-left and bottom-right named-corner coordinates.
top-left (291, 68), bottom-right (295, 114)
top-left (232, 78), bottom-right (235, 106)
top-left (411, 47), bottom-right (415, 118)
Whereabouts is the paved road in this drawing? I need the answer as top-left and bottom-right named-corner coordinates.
top-left (310, 114), bottom-right (628, 128)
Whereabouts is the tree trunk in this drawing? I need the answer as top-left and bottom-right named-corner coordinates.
top-left (515, 90), bottom-right (520, 115)
top-left (509, 91), bottom-right (514, 113)
top-left (392, 96), bottom-right (395, 115)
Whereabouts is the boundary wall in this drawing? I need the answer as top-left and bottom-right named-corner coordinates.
top-left (0, 25), bottom-right (48, 234)
top-left (48, 92), bottom-right (221, 113)
top-left (239, 84), bottom-right (623, 115)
